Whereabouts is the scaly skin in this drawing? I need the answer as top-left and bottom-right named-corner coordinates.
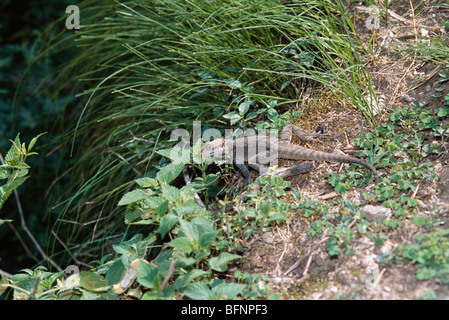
top-left (200, 125), bottom-right (379, 185)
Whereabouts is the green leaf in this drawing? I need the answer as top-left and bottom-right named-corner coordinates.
top-left (0, 167), bottom-right (8, 180)
top-left (224, 79), bottom-right (242, 89)
top-left (174, 269), bottom-right (210, 290)
top-left (161, 184), bottom-right (181, 202)
top-left (167, 237), bottom-right (193, 253)
top-left (0, 219), bottom-right (13, 227)
top-left (214, 281), bottom-right (245, 299)
top-left (192, 138), bottom-right (203, 164)
top-left (135, 177), bottom-right (158, 188)
top-left (267, 99), bottom-right (277, 108)
top-left (5, 134), bottom-right (21, 165)
top-left (183, 282), bottom-right (212, 300)
top-left (245, 111), bottom-right (258, 121)
top-left (118, 189), bottom-right (155, 206)
top-left (239, 101), bottom-right (250, 115)
top-left (156, 162), bottom-right (185, 184)
top-left (267, 108), bottom-right (279, 121)
top-left (191, 218), bottom-right (219, 249)
top-left (208, 252), bottom-right (241, 272)
top-left (156, 199), bottom-right (169, 217)
top-left (223, 111), bottom-right (242, 125)
top-left (137, 260), bottom-right (160, 289)
top-left (105, 259), bottom-right (125, 286)
top-left (157, 213), bottom-right (179, 238)
top-left (79, 272), bottom-right (110, 292)
top-left (27, 132), bottom-right (46, 153)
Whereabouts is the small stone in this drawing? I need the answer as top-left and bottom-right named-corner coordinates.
top-left (273, 277), bottom-right (283, 285)
top-left (360, 205), bottom-right (392, 221)
top-left (264, 234), bottom-right (276, 244)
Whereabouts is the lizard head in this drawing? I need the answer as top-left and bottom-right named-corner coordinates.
top-left (199, 139), bottom-right (227, 163)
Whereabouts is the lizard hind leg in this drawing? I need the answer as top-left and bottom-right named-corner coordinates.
top-left (280, 124), bottom-right (329, 143)
top-left (271, 161), bottom-right (315, 178)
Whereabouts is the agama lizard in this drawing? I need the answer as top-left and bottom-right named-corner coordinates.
top-left (200, 124), bottom-right (379, 185)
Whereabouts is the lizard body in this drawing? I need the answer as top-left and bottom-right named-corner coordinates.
top-left (200, 124), bottom-right (379, 185)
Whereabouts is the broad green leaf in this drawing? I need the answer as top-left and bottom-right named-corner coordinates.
top-left (118, 189), bottom-right (155, 206)
top-left (267, 99), bottom-right (277, 108)
top-left (167, 237), bottom-right (193, 254)
top-left (156, 162), bottom-right (185, 184)
top-left (214, 281), bottom-right (245, 299)
top-left (239, 101), bottom-right (250, 115)
top-left (5, 134), bottom-right (21, 164)
top-left (245, 111), bottom-right (258, 121)
top-left (79, 272), bottom-right (110, 292)
top-left (0, 167), bottom-right (8, 180)
top-left (267, 108), bottom-right (279, 121)
top-left (183, 282), bottom-right (212, 300)
top-left (156, 199), bottom-right (169, 217)
top-left (105, 259), bottom-right (125, 286)
top-left (208, 252), bottom-right (241, 272)
top-left (223, 111), bottom-right (242, 125)
top-left (224, 79), bottom-right (242, 89)
top-left (135, 177), bottom-right (158, 188)
top-left (174, 269), bottom-right (210, 290)
top-left (161, 184), bottom-right (181, 202)
top-left (158, 147), bottom-right (190, 164)
top-left (192, 138), bottom-right (203, 164)
top-left (179, 219), bottom-right (197, 243)
top-left (137, 260), bottom-right (159, 289)
top-left (199, 231), bottom-right (219, 250)
top-left (157, 213), bottom-right (179, 238)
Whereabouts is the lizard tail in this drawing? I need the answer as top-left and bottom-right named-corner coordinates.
top-left (289, 148), bottom-right (379, 184)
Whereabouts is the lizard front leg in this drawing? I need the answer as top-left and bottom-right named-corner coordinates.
top-left (234, 155), bottom-right (251, 186)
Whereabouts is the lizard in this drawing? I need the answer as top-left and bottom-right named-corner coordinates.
top-left (199, 124), bottom-right (379, 185)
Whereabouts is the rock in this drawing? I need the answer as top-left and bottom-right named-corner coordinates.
top-left (360, 205), bottom-right (392, 221)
